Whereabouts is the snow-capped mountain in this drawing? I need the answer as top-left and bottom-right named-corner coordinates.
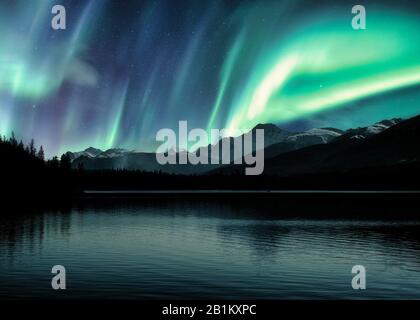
top-left (285, 128), bottom-right (344, 149)
top-left (251, 123), bottom-right (293, 148)
top-left (66, 117), bottom-right (407, 173)
top-left (68, 148), bottom-right (137, 161)
top-left (96, 148), bottom-right (132, 158)
top-left (67, 124), bottom-right (345, 170)
top-left (66, 147), bottom-right (103, 161)
top-left (261, 115), bottom-right (420, 176)
top-left (333, 118), bottom-right (402, 142)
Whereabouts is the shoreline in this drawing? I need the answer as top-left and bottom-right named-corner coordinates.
top-left (83, 189), bottom-right (420, 194)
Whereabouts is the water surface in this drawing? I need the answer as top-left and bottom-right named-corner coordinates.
top-left (1, 198), bottom-right (419, 299)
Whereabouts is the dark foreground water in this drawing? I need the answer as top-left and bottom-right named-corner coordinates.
top-left (1, 198), bottom-right (420, 299)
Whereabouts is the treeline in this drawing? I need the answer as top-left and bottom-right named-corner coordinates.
top-left (1, 132), bottom-right (420, 200)
top-left (74, 162), bottom-right (420, 191)
top-left (1, 132), bottom-right (45, 159)
top-left (0, 133), bottom-right (76, 197)
top-left (0, 132), bottom-right (73, 170)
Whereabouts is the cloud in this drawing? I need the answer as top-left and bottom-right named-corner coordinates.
top-left (64, 58), bottom-right (99, 87)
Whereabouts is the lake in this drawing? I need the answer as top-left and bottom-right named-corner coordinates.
top-left (1, 197), bottom-right (420, 299)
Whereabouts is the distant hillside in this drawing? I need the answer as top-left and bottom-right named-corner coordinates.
top-left (1, 115), bottom-right (420, 194)
top-left (215, 115), bottom-right (419, 176)
top-left (67, 122), bottom-right (345, 172)
top-left (67, 116), bottom-right (409, 175)
top-left (0, 135), bottom-right (75, 196)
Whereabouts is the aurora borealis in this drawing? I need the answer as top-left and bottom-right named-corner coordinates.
top-left (1, 0), bottom-right (420, 157)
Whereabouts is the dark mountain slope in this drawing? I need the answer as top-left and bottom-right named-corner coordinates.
top-left (262, 115), bottom-right (420, 176)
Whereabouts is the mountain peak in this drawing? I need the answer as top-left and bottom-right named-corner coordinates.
top-left (85, 147), bottom-right (102, 153)
top-left (333, 117), bottom-right (404, 143)
top-left (320, 127), bottom-right (345, 134)
top-left (66, 146), bottom-right (103, 160)
top-left (97, 148), bottom-right (129, 158)
top-left (376, 118), bottom-right (403, 127)
top-left (253, 123), bottom-right (284, 132)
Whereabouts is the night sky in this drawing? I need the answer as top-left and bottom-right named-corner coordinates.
top-left (1, 0), bottom-right (420, 157)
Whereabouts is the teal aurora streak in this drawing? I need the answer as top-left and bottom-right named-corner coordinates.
top-left (0, 0), bottom-right (420, 156)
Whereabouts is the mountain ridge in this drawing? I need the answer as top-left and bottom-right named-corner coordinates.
top-left (67, 116), bottom-right (414, 174)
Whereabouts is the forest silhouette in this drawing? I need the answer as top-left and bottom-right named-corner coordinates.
top-left (1, 125), bottom-right (419, 200)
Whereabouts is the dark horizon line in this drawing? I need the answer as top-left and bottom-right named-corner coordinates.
top-left (63, 114), bottom-right (413, 157)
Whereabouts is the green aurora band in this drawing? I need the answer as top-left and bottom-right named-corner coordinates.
top-left (1, 1), bottom-right (420, 155)
top-left (215, 8), bottom-right (420, 135)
